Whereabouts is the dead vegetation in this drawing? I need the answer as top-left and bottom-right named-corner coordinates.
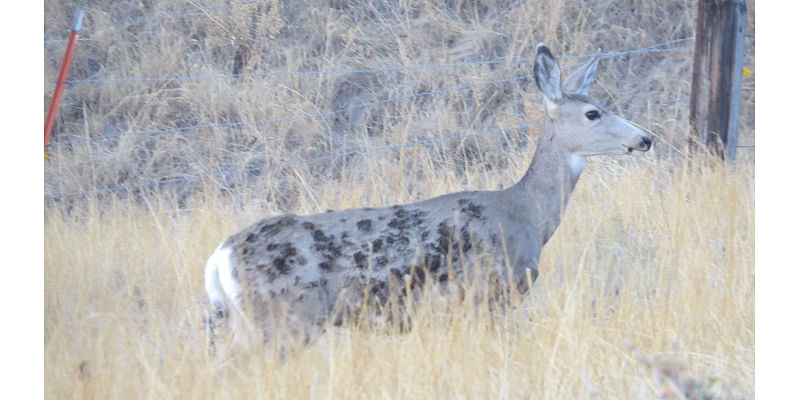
top-left (44, 0), bottom-right (754, 398)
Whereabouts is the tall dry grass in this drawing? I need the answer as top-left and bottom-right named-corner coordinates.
top-left (44, 0), bottom-right (754, 203)
top-left (44, 155), bottom-right (754, 398)
top-left (44, 0), bottom-right (755, 398)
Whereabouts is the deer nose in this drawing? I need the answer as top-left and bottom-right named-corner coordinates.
top-left (642, 136), bottom-right (652, 150)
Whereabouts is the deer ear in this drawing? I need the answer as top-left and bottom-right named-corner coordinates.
top-left (534, 44), bottom-right (563, 104)
top-left (563, 49), bottom-right (601, 96)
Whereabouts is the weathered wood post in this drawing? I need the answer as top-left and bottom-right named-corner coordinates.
top-left (689, 0), bottom-right (747, 161)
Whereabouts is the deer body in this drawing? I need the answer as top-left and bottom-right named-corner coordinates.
top-left (205, 44), bottom-right (652, 344)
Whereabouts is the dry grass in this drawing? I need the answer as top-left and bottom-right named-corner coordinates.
top-left (44, 0), bottom-right (755, 398)
top-left (44, 156), bottom-right (754, 399)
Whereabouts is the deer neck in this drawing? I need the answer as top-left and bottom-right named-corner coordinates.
top-left (509, 121), bottom-right (584, 244)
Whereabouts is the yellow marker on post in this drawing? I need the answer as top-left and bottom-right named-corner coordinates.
top-left (743, 67), bottom-right (752, 76)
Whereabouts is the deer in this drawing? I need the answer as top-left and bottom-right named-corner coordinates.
top-left (204, 44), bottom-right (652, 347)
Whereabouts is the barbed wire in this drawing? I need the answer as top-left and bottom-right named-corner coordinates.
top-left (44, 98), bottom-right (691, 201)
top-left (50, 74), bottom-right (534, 147)
top-left (54, 58), bottom-right (534, 86)
top-left (44, 0), bottom-right (260, 40)
top-left (48, 40), bottom-right (699, 147)
top-left (49, 38), bottom-right (696, 87)
top-left (43, 29), bottom-right (754, 201)
top-left (560, 37), bottom-right (696, 60)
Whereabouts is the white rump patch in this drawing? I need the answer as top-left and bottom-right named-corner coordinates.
top-left (204, 244), bottom-right (241, 313)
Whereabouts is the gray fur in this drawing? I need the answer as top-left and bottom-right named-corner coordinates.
top-left (563, 49), bottom-right (601, 96)
top-left (534, 44), bottom-right (563, 103)
top-left (205, 43), bottom-right (652, 344)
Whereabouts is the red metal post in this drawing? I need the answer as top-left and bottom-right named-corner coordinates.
top-left (44, 8), bottom-right (84, 156)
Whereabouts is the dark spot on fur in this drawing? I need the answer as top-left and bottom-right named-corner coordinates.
top-left (257, 264), bottom-right (267, 270)
top-left (328, 243), bottom-right (342, 257)
top-left (279, 245), bottom-right (297, 258)
top-left (341, 232), bottom-right (356, 247)
top-left (387, 218), bottom-right (404, 230)
top-left (319, 261), bottom-right (333, 271)
top-left (386, 207), bottom-right (428, 233)
top-left (257, 215), bottom-right (296, 236)
top-left (245, 233), bottom-right (257, 243)
top-left (326, 210), bottom-right (334, 213)
top-left (424, 254), bottom-right (443, 272)
top-left (390, 268), bottom-right (403, 280)
top-left (459, 225), bottom-right (473, 252)
top-left (439, 273), bottom-right (449, 282)
top-left (458, 199), bottom-right (485, 220)
top-left (266, 243), bottom-right (279, 251)
top-left (375, 255), bottom-right (388, 267)
top-left (372, 238), bottom-right (383, 251)
top-left (354, 251), bottom-right (368, 268)
top-left (264, 269), bottom-right (277, 283)
top-left (357, 219), bottom-right (373, 232)
top-left (386, 236), bottom-right (395, 244)
top-left (313, 229), bottom-right (328, 242)
top-left (436, 222), bottom-right (452, 254)
top-left (387, 206), bottom-right (413, 230)
top-left (297, 256), bottom-right (307, 265)
top-left (273, 258), bottom-right (291, 274)
top-left (368, 280), bottom-right (388, 302)
top-left (302, 222), bottom-right (315, 230)
top-left (304, 281), bottom-right (319, 289)
top-left (393, 206), bottom-right (408, 218)
top-left (411, 266), bottom-right (426, 285)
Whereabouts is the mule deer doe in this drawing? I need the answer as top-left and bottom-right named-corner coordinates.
top-left (204, 44), bottom-right (652, 346)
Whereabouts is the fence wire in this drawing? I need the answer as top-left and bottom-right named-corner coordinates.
top-left (48, 39), bottom-right (698, 147)
top-left (44, 0), bottom-right (261, 40)
top-left (45, 99), bottom-right (691, 201)
top-left (43, 10), bottom-right (754, 202)
top-left (51, 38), bottom-right (695, 86)
top-left (50, 74), bottom-right (533, 147)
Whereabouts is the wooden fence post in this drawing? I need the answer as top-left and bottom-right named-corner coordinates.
top-left (689, 0), bottom-right (746, 161)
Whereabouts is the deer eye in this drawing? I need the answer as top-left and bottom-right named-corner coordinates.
top-left (585, 110), bottom-right (601, 121)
